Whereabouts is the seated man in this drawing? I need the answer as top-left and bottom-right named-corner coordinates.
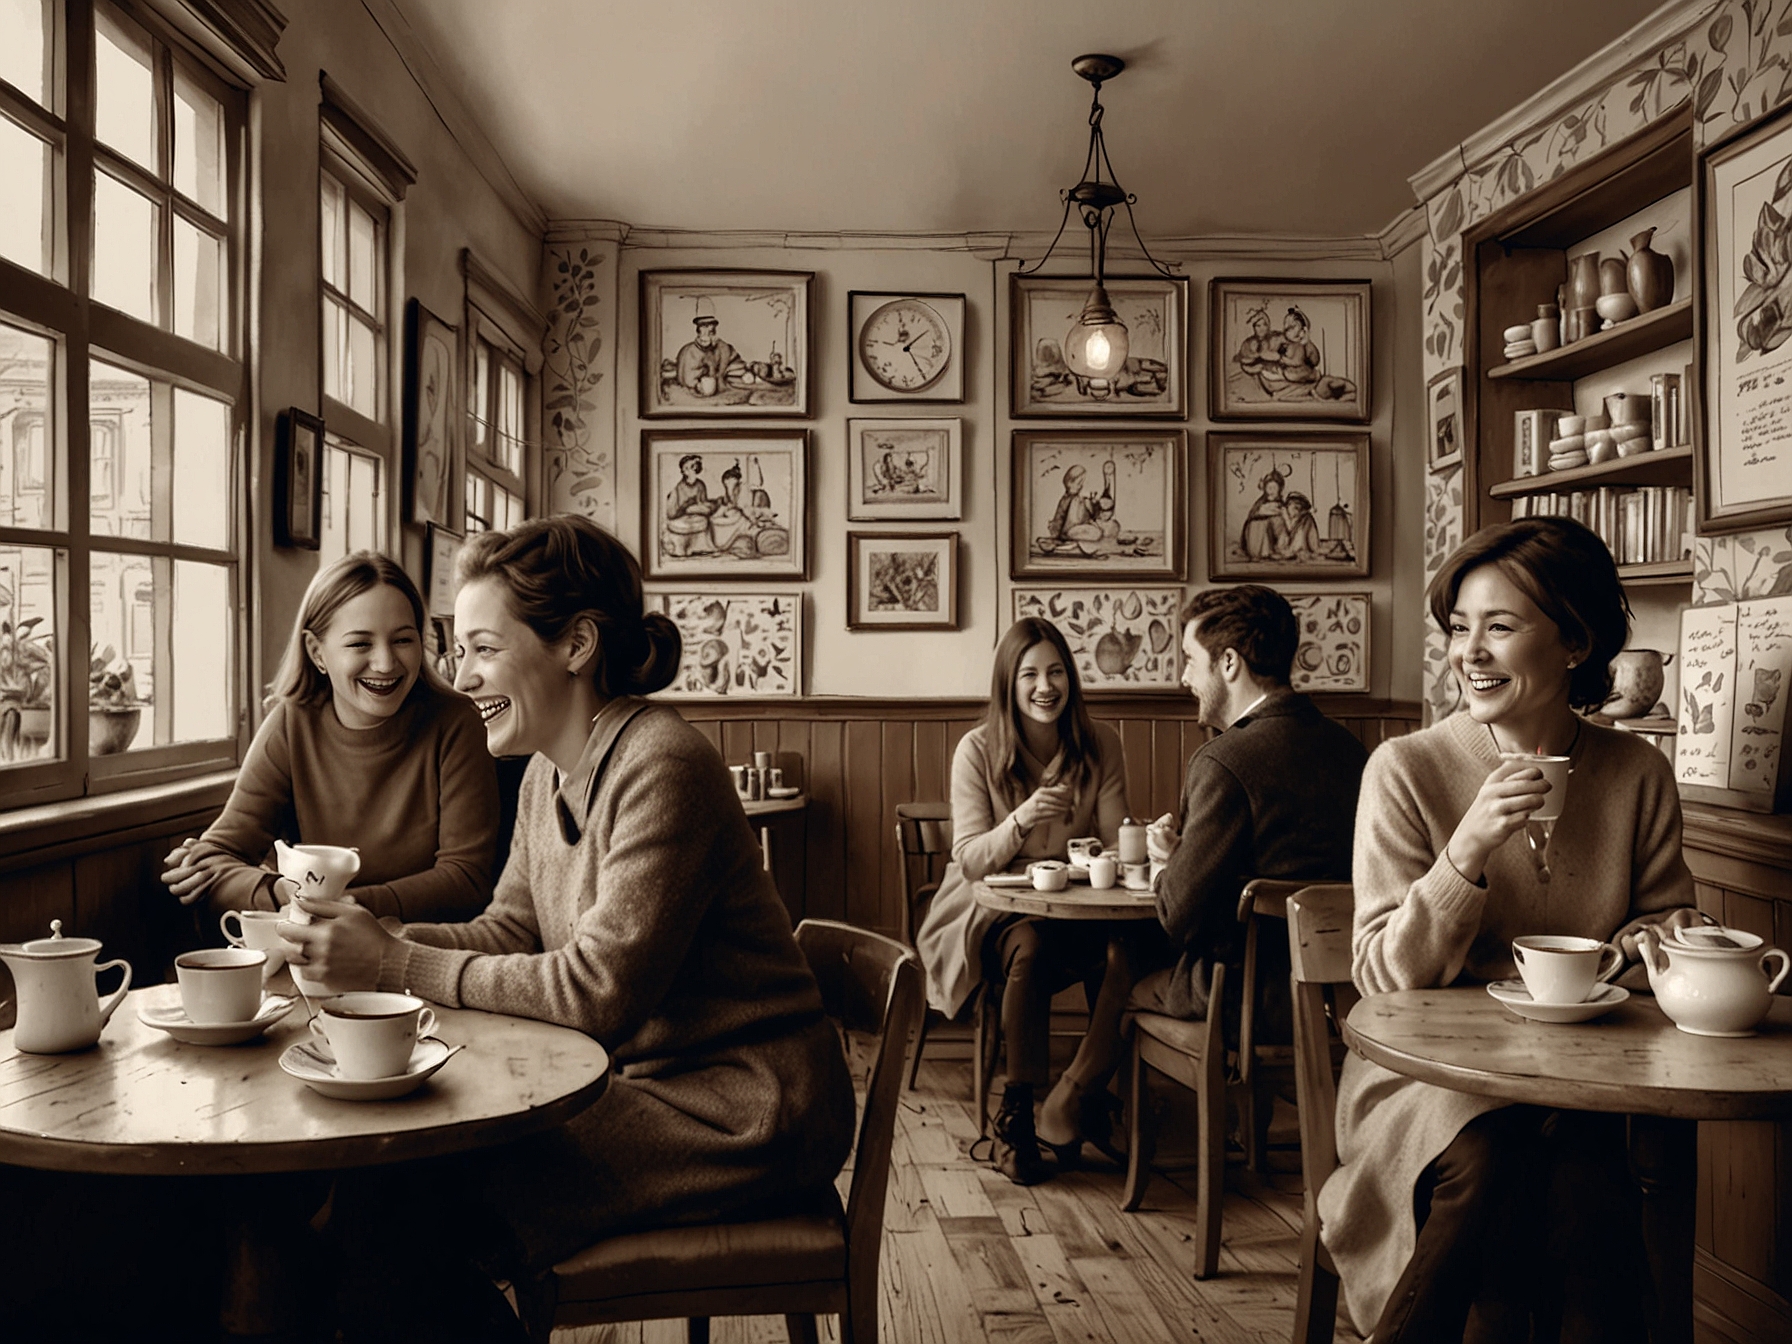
top-left (1137, 584), bottom-right (1368, 1024)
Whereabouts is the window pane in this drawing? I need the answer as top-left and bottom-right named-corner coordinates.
top-left (172, 67), bottom-right (224, 215)
top-left (346, 312), bottom-right (377, 419)
top-left (172, 558), bottom-right (230, 741)
top-left (173, 214), bottom-right (224, 349)
top-left (347, 200), bottom-right (378, 311)
top-left (0, 543), bottom-right (59, 766)
top-left (0, 117), bottom-right (49, 275)
top-left (89, 549), bottom-right (152, 753)
top-left (172, 387), bottom-right (228, 549)
top-left (322, 296), bottom-right (344, 405)
top-left (470, 342), bottom-right (489, 453)
top-left (0, 0), bottom-right (50, 106)
top-left (464, 471), bottom-right (486, 533)
top-left (92, 171), bottom-right (157, 323)
top-left (497, 483), bottom-right (522, 530)
top-left (89, 359), bottom-right (150, 540)
top-left (0, 320), bottom-right (53, 530)
top-left (319, 439), bottom-right (382, 563)
top-left (320, 175), bottom-right (343, 290)
top-left (499, 363), bottom-right (524, 476)
top-left (94, 6), bottom-right (157, 171)
top-left (347, 451), bottom-right (379, 552)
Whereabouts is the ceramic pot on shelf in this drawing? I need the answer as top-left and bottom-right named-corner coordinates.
top-left (1627, 228), bottom-right (1675, 312)
top-left (1603, 649), bottom-right (1673, 719)
top-left (1598, 255), bottom-right (1629, 297)
top-left (1568, 252), bottom-right (1602, 313)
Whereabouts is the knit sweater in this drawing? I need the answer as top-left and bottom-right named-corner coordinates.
top-left (187, 684), bottom-right (499, 922)
top-left (1317, 710), bottom-right (1694, 1334)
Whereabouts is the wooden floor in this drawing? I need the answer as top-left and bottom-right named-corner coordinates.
top-left (553, 1050), bottom-right (1356, 1344)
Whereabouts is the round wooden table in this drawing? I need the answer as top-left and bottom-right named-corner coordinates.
top-left (971, 877), bottom-right (1158, 921)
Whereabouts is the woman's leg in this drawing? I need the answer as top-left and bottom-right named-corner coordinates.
top-left (981, 917), bottom-right (1054, 1184)
top-left (1542, 1111), bottom-right (1651, 1344)
top-left (1038, 929), bottom-right (1132, 1149)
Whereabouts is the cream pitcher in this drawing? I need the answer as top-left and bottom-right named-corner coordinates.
top-left (274, 841), bottom-right (360, 997)
top-left (0, 920), bottom-right (133, 1054)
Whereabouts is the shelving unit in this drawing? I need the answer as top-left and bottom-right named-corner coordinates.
top-left (1487, 444), bottom-right (1692, 498)
top-left (1486, 299), bottom-right (1691, 381)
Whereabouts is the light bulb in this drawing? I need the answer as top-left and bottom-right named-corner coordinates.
top-left (1062, 282), bottom-right (1129, 380)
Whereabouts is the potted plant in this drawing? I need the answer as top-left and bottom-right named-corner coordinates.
top-left (89, 644), bottom-right (145, 755)
top-left (0, 590), bottom-right (55, 762)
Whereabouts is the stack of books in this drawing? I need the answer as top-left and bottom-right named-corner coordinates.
top-left (1510, 485), bottom-right (1693, 565)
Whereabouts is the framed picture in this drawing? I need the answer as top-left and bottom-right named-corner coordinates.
top-left (1427, 368), bottom-right (1463, 473)
top-left (847, 532), bottom-right (959, 630)
top-left (848, 291), bottom-right (966, 403)
top-left (1210, 278), bottom-right (1371, 422)
top-left (1287, 592), bottom-right (1371, 693)
top-left (424, 523), bottom-right (463, 619)
top-left (274, 407), bottom-right (324, 549)
top-left (1011, 586), bottom-right (1184, 692)
top-left (846, 417), bottom-right (961, 520)
top-left (646, 591), bottom-right (803, 698)
top-left (642, 429), bottom-right (808, 580)
top-left (404, 299), bottom-right (460, 527)
top-left (1208, 432), bottom-right (1370, 580)
top-left (1698, 104), bottom-right (1792, 532)
top-left (1010, 429), bottom-right (1186, 581)
top-left (1009, 273), bottom-right (1188, 417)
top-left (640, 269), bottom-right (811, 417)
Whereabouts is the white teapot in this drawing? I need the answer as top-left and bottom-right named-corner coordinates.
top-left (0, 920), bottom-right (133, 1054)
top-left (1637, 925), bottom-right (1790, 1037)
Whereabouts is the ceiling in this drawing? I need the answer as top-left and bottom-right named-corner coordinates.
top-left (390, 0), bottom-right (1669, 240)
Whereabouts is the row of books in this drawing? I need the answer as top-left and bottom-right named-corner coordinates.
top-left (1508, 485), bottom-right (1694, 566)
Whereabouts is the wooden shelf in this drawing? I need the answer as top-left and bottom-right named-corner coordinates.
top-left (1488, 445), bottom-right (1693, 498)
top-left (1616, 559), bottom-right (1692, 586)
top-left (1487, 299), bottom-right (1692, 381)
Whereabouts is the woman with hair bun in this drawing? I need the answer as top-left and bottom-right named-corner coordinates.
top-left (289, 515), bottom-right (855, 1341)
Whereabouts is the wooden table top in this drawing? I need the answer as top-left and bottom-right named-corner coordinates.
top-left (1344, 987), bottom-right (1792, 1121)
top-left (972, 878), bottom-right (1159, 922)
top-left (0, 974), bottom-right (610, 1176)
top-left (742, 794), bottom-right (806, 817)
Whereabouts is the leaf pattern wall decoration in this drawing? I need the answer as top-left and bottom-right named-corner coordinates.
top-left (543, 242), bottom-right (615, 529)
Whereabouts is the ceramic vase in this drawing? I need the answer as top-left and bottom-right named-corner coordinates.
top-left (1627, 228), bottom-right (1674, 312)
top-left (1599, 256), bottom-right (1628, 297)
top-left (1566, 254), bottom-right (1601, 340)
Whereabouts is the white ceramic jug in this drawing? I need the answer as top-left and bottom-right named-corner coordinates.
top-left (1638, 925), bottom-right (1790, 1037)
top-left (0, 920), bottom-right (132, 1053)
top-left (274, 841), bottom-right (359, 997)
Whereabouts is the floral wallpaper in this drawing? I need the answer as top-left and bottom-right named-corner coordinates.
top-left (541, 239), bottom-right (618, 530)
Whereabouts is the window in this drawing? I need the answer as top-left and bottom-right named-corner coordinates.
top-left (1, 0), bottom-right (246, 805)
top-left (462, 253), bottom-right (544, 535)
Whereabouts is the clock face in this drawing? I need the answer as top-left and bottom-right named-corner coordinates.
top-left (858, 299), bottom-right (952, 393)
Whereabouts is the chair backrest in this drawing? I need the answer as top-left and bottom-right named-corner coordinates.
top-left (793, 919), bottom-right (925, 1296)
top-left (1285, 884), bottom-right (1357, 1206)
top-left (894, 802), bottom-right (952, 948)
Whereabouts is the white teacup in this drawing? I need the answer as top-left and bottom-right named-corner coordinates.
top-left (1122, 861), bottom-right (1152, 891)
top-left (1087, 854), bottom-right (1117, 889)
top-left (310, 992), bottom-right (437, 1080)
top-left (176, 948), bottom-right (267, 1025)
top-left (1028, 860), bottom-right (1069, 892)
top-left (220, 908), bottom-right (288, 976)
top-left (1066, 836), bottom-right (1104, 866)
top-left (1499, 753), bottom-right (1571, 821)
top-left (1511, 935), bottom-right (1624, 1005)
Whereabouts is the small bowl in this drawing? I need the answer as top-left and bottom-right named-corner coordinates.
top-left (1557, 415), bottom-right (1587, 436)
top-left (1595, 293), bottom-right (1638, 324)
top-left (1503, 323), bottom-right (1533, 344)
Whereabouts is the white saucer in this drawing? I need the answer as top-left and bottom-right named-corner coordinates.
top-left (765, 785), bottom-right (801, 799)
top-left (1066, 863), bottom-right (1090, 883)
top-left (982, 873), bottom-right (1035, 889)
top-left (138, 995), bottom-right (296, 1046)
top-left (278, 1036), bottom-right (455, 1100)
top-left (1486, 980), bottom-right (1628, 1024)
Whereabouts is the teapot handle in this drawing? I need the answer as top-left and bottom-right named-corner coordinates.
top-left (1762, 948), bottom-right (1790, 995)
top-left (1635, 926), bottom-right (1668, 980)
top-left (94, 958), bottom-right (132, 1025)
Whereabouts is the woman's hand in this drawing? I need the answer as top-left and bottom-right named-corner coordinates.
top-left (1444, 759), bottom-right (1551, 883)
top-left (1612, 908), bottom-right (1707, 962)
top-left (1012, 782), bottom-right (1075, 835)
top-left (1145, 812), bottom-right (1179, 865)
top-left (160, 837), bottom-right (214, 906)
top-left (280, 895), bottom-right (392, 993)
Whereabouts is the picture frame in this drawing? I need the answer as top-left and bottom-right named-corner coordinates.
top-left (1673, 598), bottom-right (1792, 813)
top-left (847, 532), bottom-right (960, 630)
top-left (404, 299), bottom-right (460, 527)
top-left (1208, 431), bottom-right (1371, 580)
top-left (1210, 278), bottom-right (1371, 422)
top-left (848, 291), bottom-right (966, 403)
top-left (274, 407), bottom-right (324, 549)
top-left (640, 269), bottom-right (812, 418)
top-left (846, 417), bottom-right (962, 520)
top-left (1010, 429), bottom-right (1186, 581)
top-left (642, 429), bottom-right (809, 580)
top-left (1009, 273), bottom-right (1188, 418)
top-left (646, 591), bottom-right (804, 699)
top-left (424, 523), bottom-right (463, 619)
top-left (1287, 592), bottom-right (1372, 693)
top-left (1011, 586), bottom-right (1184, 692)
top-left (1697, 103), bottom-right (1792, 533)
top-left (1427, 368), bottom-right (1463, 473)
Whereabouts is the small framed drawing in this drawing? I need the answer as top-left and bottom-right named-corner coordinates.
top-left (849, 292), bottom-right (965, 403)
top-left (646, 591), bottom-right (803, 698)
top-left (1427, 367), bottom-right (1463, 473)
top-left (1011, 429), bottom-right (1186, 581)
top-left (1010, 273), bottom-right (1188, 417)
top-left (1011, 586), bottom-right (1184, 692)
top-left (847, 532), bottom-right (959, 630)
top-left (640, 269), bottom-right (812, 418)
top-left (275, 407), bottom-right (324, 549)
top-left (642, 429), bottom-right (809, 580)
top-left (404, 299), bottom-right (460, 527)
top-left (424, 523), bottom-right (463, 619)
top-left (1287, 592), bottom-right (1371, 693)
top-left (1208, 431), bottom-right (1371, 580)
top-left (1210, 278), bottom-right (1371, 422)
top-left (846, 418), bottom-right (961, 520)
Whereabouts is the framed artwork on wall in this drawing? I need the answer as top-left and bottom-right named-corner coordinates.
top-left (1011, 586), bottom-right (1184, 692)
top-left (1009, 274), bottom-right (1188, 417)
top-left (1427, 368), bottom-right (1463, 473)
top-left (1208, 431), bottom-right (1370, 580)
top-left (275, 407), bottom-right (324, 549)
top-left (1287, 592), bottom-right (1372, 693)
top-left (639, 269), bottom-right (812, 417)
top-left (642, 429), bottom-right (809, 580)
top-left (1209, 278), bottom-right (1371, 422)
top-left (1010, 428), bottom-right (1186, 581)
top-left (404, 299), bottom-right (460, 527)
top-left (846, 417), bottom-right (961, 520)
top-left (424, 523), bottom-right (463, 618)
top-left (847, 532), bottom-right (959, 630)
top-left (646, 591), bottom-right (803, 698)
top-left (1698, 103), bottom-right (1792, 532)
top-left (848, 291), bottom-right (965, 403)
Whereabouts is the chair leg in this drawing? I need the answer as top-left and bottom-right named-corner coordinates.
top-left (907, 1009), bottom-right (933, 1090)
top-left (1240, 1070), bottom-right (1262, 1174)
top-left (687, 1317), bottom-right (712, 1344)
top-left (1121, 1033), bottom-right (1154, 1212)
top-left (1195, 1039), bottom-right (1225, 1279)
top-left (785, 1312), bottom-right (822, 1344)
top-left (1294, 1218), bottom-right (1341, 1344)
top-left (974, 985), bottom-right (999, 1138)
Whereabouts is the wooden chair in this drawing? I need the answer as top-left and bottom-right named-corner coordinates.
top-left (1285, 883), bottom-right (1358, 1344)
top-left (517, 919), bottom-right (925, 1344)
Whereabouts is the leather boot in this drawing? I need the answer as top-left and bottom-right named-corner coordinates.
top-left (991, 1083), bottom-right (1051, 1186)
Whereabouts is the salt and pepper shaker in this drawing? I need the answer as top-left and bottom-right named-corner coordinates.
top-left (1117, 817), bottom-right (1147, 866)
top-left (729, 765), bottom-right (749, 800)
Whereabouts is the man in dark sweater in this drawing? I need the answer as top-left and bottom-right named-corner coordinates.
top-left (1137, 584), bottom-right (1368, 1021)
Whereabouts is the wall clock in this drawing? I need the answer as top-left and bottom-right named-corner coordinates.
top-left (848, 291), bottom-right (967, 403)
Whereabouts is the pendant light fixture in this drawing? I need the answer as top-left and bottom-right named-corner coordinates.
top-left (1019, 54), bottom-right (1177, 389)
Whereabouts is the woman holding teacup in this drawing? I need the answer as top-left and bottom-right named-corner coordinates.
top-left (915, 616), bottom-right (1137, 1185)
top-left (1319, 516), bottom-right (1700, 1342)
